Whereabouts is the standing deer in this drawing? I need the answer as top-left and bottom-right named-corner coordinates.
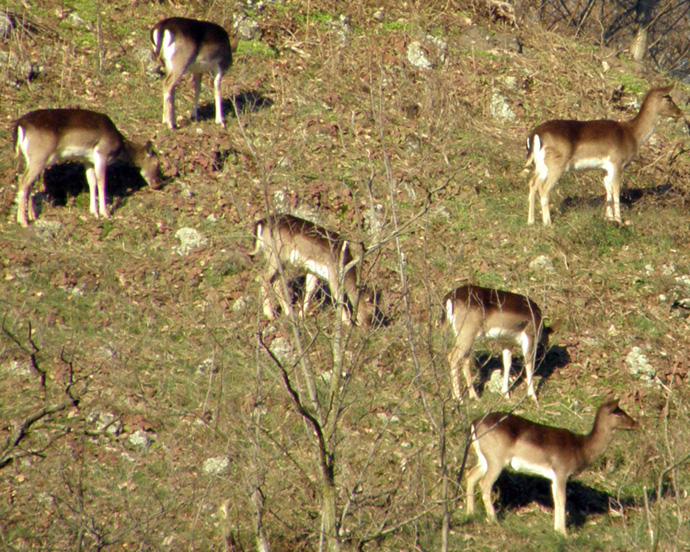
top-left (151, 17), bottom-right (234, 129)
top-left (466, 399), bottom-right (638, 535)
top-left (13, 108), bottom-right (161, 227)
top-left (525, 85), bottom-right (683, 225)
top-left (248, 214), bottom-right (377, 328)
top-left (442, 284), bottom-right (550, 402)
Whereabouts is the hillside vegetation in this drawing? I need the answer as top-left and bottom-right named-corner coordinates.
top-left (1, 1), bottom-right (689, 551)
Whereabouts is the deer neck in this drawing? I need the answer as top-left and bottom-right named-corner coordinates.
top-left (582, 412), bottom-right (616, 466)
top-left (629, 97), bottom-right (661, 147)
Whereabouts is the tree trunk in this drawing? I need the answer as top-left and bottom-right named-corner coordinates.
top-left (631, 0), bottom-right (655, 61)
top-left (320, 472), bottom-right (340, 552)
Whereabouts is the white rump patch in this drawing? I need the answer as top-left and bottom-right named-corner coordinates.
top-left (161, 30), bottom-right (177, 71)
top-left (16, 126), bottom-right (28, 157)
top-left (510, 457), bottom-right (555, 481)
top-left (445, 299), bottom-right (455, 328)
top-left (471, 426), bottom-right (489, 473)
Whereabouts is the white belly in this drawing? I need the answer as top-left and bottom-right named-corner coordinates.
top-left (572, 156), bottom-right (611, 172)
top-left (510, 456), bottom-right (555, 481)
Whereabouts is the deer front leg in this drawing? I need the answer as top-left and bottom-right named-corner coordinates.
top-left (501, 349), bottom-right (512, 398)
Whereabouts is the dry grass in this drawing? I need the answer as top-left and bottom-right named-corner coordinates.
top-left (1, 1), bottom-right (689, 550)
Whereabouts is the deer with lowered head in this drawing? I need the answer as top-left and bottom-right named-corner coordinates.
top-left (248, 214), bottom-right (378, 328)
top-left (151, 17), bottom-right (234, 129)
top-left (525, 84), bottom-right (683, 225)
top-left (13, 108), bottom-right (161, 227)
top-left (465, 399), bottom-right (638, 535)
top-left (442, 284), bottom-right (551, 402)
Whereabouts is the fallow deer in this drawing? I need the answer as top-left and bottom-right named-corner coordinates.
top-left (13, 108), bottom-right (161, 227)
top-left (151, 17), bottom-right (234, 129)
top-left (466, 399), bottom-right (638, 535)
top-left (248, 214), bottom-right (377, 328)
top-left (525, 85), bottom-right (683, 225)
top-left (442, 284), bottom-right (550, 402)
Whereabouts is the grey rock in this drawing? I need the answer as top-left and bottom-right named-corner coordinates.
top-left (203, 456), bottom-right (230, 476)
top-left (407, 41), bottom-right (432, 69)
top-left (490, 90), bottom-right (516, 121)
top-left (530, 255), bottom-right (555, 273)
top-left (625, 347), bottom-right (656, 381)
top-left (174, 228), bottom-right (208, 256)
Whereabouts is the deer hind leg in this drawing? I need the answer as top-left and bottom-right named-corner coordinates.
top-left (527, 172), bottom-right (541, 226)
top-left (537, 169), bottom-right (565, 226)
top-left (191, 73), bottom-right (202, 121)
top-left (213, 70), bottom-right (225, 127)
top-left (161, 62), bottom-right (190, 129)
top-left (534, 148), bottom-right (567, 226)
top-left (521, 332), bottom-right (538, 402)
top-left (478, 460), bottom-right (503, 522)
top-left (501, 349), bottom-right (512, 397)
top-left (448, 330), bottom-right (479, 400)
top-left (302, 273), bottom-right (320, 317)
top-left (16, 160), bottom-right (47, 227)
top-left (258, 256), bottom-right (281, 320)
top-left (466, 438), bottom-right (487, 515)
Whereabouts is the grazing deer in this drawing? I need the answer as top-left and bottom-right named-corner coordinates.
top-left (525, 85), bottom-right (683, 225)
top-left (13, 108), bottom-right (161, 227)
top-left (151, 17), bottom-right (234, 129)
top-left (248, 214), bottom-right (377, 328)
top-left (442, 284), bottom-right (550, 402)
top-left (466, 399), bottom-right (638, 535)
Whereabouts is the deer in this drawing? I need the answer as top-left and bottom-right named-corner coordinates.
top-left (248, 214), bottom-right (377, 328)
top-left (465, 399), bottom-right (638, 535)
top-left (441, 284), bottom-right (551, 402)
top-left (13, 108), bottom-right (161, 227)
top-left (151, 17), bottom-right (234, 129)
top-left (525, 84), bottom-right (683, 225)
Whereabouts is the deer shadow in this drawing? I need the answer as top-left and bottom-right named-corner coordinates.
top-left (493, 471), bottom-right (637, 529)
top-left (196, 90), bottom-right (274, 122)
top-left (38, 161), bottom-right (153, 217)
top-left (560, 183), bottom-right (676, 216)
top-left (474, 344), bottom-right (570, 398)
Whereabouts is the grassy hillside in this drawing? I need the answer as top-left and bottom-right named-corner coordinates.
top-left (1, 1), bottom-right (689, 550)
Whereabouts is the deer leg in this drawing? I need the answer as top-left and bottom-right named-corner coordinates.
top-left (192, 73), bottom-right (201, 121)
top-left (552, 477), bottom-right (568, 536)
top-left (603, 167), bottom-right (622, 223)
top-left (213, 70), bottom-right (225, 127)
top-left (466, 444), bottom-right (487, 516)
top-left (536, 154), bottom-right (566, 226)
top-left (16, 163), bottom-right (45, 227)
top-left (94, 155), bottom-right (109, 219)
top-left (501, 349), bottom-right (512, 398)
top-left (478, 461), bottom-right (503, 522)
top-left (162, 70), bottom-right (185, 129)
top-left (521, 333), bottom-right (538, 402)
top-left (302, 273), bottom-right (319, 317)
top-left (527, 172), bottom-right (541, 226)
top-left (85, 166), bottom-right (98, 218)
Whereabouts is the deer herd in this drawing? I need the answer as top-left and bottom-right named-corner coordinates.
top-left (10, 12), bottom-right (683, 537)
